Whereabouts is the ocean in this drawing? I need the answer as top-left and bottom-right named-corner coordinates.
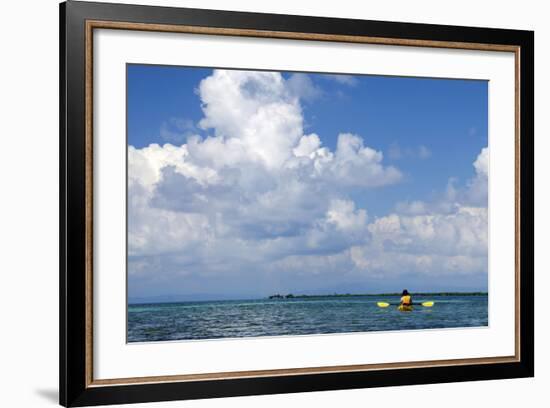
top-left (127, 294), bottom-right (488, 343)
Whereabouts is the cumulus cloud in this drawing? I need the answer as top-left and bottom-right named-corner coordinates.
top-left (466, 147), bottom-right (489, 205)
top-left (326, 199), bottom-right (368, 232)
top-left (197, 70), bottom-right (304, 168)
top-left (328, 133), bottom-right (402, 187)
top-left (343, 202), bottom-right (488, 281)
top-left (367, 207), bottom-right (488, 257)
top-left (349, 146), bottom-right (489, 280)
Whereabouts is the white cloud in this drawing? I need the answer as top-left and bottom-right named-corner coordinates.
top-left (197, 70), bottom-right (303, 169)
top-left (473, 147), bottom-right (488, 177)
top-left (128, 143), bottom-right (219, 190)
top-left (466, 147), bottom-right (489, 205)
top-left (367, 207), bottom-right (488, 257)
top-left (325, 199), bottom-right (368, 231)
top-left (344, 205), bottom-right (487, 278)
top-left (347, 146), bottom-right (490, 279)
top-left (328, 133), bottom-right (402, 186)
top-left (293, 134), bottom-right (321, 158)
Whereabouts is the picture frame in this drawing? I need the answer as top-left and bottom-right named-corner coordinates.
top-left (60, 1), bottom-right (534, 406)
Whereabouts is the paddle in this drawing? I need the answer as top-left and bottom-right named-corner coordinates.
top-left (377, 301), bottom-right (434, 308)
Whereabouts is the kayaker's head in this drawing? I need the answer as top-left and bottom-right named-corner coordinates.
top-left (402, 289), bottom-right (409, 296)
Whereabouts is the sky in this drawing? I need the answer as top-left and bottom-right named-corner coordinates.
top-left (127, 64), bottom-right (488, 302)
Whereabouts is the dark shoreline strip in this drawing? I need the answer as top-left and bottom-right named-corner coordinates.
top-left (268, 292), bottom-right (488, 299)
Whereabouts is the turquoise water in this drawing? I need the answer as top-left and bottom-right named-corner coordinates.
top-left (127, 295), bottom-right (488, 342)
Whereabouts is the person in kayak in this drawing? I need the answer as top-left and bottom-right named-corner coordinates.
top-left (400, 289), bottom-right (413, 310)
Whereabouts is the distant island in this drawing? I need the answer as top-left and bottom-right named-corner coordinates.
top-left (268, 292), bottom-right (488, 299)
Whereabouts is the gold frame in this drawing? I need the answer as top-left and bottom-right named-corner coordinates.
top-left (84, 20), bottom-right (521, 388)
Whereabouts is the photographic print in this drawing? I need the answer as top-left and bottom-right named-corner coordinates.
top-left (60, 4), bottom-right (533, 404)
top-left (127, 65), bottom-right (489, 342)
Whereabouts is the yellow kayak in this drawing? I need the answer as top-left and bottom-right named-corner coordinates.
top-left (377, 301), bottom-right (433, 310)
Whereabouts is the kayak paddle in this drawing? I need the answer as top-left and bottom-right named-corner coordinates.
top-left (377, 301), bottom-right (434, 308)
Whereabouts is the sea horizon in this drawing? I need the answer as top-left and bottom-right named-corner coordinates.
top-left (128, 290), bottom-right (489, 305)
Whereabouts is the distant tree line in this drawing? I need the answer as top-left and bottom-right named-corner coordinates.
top-left (268, 292), bottom-right (487, 299)
top-left (268, 293), bottom-right (295, 299)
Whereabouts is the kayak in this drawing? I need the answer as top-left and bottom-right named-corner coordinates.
top-left (377, 301), bottom-right (434, 309)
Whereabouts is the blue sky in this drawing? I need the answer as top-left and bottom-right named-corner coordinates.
top-left (127, 64), bottom-right (488, 301)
